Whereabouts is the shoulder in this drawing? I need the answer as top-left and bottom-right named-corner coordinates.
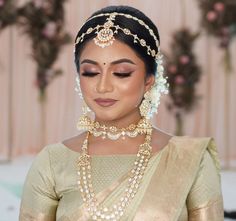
top-left (28, 144), bottom-right (62, 170)
top-left (37, 132), bottom-right (87, 157)
top-left (37, 142), bottom-right (70, 158)
top-left (151, 127), bottom-right (173, 153)
top-left (32, 137), bottom-right (84, 167)
top-left (149, 128), bottom-right (210, 154)
top-left (26, 141), bottom-right (81, 181)
top-left (170, 135), bottom-right (212, 144)
top-left (166, 135), bottom-right (214, 158)
top-left (150, 128), bottom-right (211, 154)
top-left (168, 136), bottom-right (213, 152)
top-left (61, 132), bottom-right (87, 153)
top-left (168, 136), bottom-right (220, 175)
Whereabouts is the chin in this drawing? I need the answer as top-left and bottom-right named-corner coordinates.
top-left (94, 112), bottom-right (120, 122)
top-left (89, 102), bottom-right (140, 123)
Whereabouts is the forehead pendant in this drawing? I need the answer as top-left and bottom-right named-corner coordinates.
top-left (75, 12), bottom-right (160, 60)
top-left (94, 14), bottom-right (116, 48)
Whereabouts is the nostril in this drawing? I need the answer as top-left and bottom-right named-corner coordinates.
top-left (96, 76), bottom-right (113, 93)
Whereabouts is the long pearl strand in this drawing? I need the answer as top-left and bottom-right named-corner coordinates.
top-left (77, 123), bottom-right (153, 221)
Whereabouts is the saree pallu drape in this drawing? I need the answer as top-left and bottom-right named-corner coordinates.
top-left (19, 136), bottom-right (224, 221)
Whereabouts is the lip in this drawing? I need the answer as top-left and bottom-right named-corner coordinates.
top-left (94, 98), bottom-right (118, 107)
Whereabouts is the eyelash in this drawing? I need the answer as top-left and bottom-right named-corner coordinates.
top-left (81, 72), bottom-right (98, 77)
top-left (81, 72), bottom-right (132, 78)
top-left (114, 72), bottom-right (132, 78)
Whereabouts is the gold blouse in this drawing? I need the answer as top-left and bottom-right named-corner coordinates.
top-left (19, 136), bottom-right (224, 220)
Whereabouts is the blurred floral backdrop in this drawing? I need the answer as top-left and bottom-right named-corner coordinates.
top-left (0, 0), bottom-right (236, 168)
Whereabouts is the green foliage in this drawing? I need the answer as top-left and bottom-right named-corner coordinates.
top-left (198, 0), bottom-right (236, 48)
top-left (165, 29), bottom-right (201, 113)
top-left (0, 0), bottom-right (18, 31)
top-left (0, 0), bottom-right (72, 101)
top-left (18, 0), bottom-right (71, 100)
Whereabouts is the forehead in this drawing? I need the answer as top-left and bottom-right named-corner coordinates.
top-left (79, 39), bottom-right (144, 65)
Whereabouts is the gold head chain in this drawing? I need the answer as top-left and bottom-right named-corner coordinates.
top-left (75, 12), bottom-right (160, 61)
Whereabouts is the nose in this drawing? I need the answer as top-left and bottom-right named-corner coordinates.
top-left (96, 73), bottom-right (113, 93)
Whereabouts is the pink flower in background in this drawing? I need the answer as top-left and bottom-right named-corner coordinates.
top-left (206, 11), bottom-right (217, 22)
top-left (34, 79), bottom-right (39, 87)
top-left (175, 75), bottom-right (185, 84)
top-left (221, 27), bottom-right (230, 35)
top-left (42, 22), bottom-right (57, 39)
top-left (220, 36), bottom-right (230, 48)
top-left (179, 55), bottom-right (190, 65)
top-left (168, 65), bottom-right (177, 74)
top-left (33, 0), bottom-right (43, 8)
top-left (0, 0), bottom-right (5, 7)
top-left (214, 2), bottom-right (225, 12)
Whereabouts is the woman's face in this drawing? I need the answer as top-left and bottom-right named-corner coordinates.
top-left (78, 39), bottom-right (154, 123)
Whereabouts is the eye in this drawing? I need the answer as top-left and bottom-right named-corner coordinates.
top-left (81, 72), bottom-right (99, 77)
top-left (113, 72), bottom-right (133, 78)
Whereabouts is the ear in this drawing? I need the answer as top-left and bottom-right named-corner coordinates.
top-left (144, 74), bottom-right (155, 92)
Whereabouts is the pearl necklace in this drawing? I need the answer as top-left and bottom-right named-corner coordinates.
top-left (92, 122), bottom-right (138, 140)
top-left (77, 116), bottom-right (152, 140)
top-left (77, 122), bottom-right (153, 221)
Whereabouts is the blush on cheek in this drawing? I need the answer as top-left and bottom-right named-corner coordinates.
top-left (124, 88), bottom-right (144, 108)
top-left (80, 78), bottom-right (95, 95)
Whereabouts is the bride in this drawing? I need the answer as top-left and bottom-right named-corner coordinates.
top-left (19, 5), bottom-right (224, 221)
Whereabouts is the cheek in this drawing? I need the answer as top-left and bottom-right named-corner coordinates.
top-left (117, 78), bottom-right (145, 103)
top-left (78, 78), bottom-right (97, 108)
top-left (79, 77), bottom-right (95, 96)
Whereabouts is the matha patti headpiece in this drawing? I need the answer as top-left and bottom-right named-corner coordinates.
top-left (75, 12), bottom-right (160, 61)
top-left (75, 12), bottom-right (169, 119)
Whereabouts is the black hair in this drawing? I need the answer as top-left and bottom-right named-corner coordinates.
top-left (74, 5), bottom-right (160, 77)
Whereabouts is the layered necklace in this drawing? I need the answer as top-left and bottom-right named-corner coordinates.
top-left (77, 118), bottom-right (153, 220)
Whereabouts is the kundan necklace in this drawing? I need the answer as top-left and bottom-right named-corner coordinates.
top-left (77, 120), bottom-right (153, 221)
top-left (77, 115), bottom-right (152, 140)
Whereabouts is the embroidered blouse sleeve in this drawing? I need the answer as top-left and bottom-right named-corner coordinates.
top-left (186, 148), bottom-right (224, 221)
top-left (19, 146), bottom-right (58, 221)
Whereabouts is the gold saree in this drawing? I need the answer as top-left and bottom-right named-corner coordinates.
top-left (19, 136), bottom-right (224, 221)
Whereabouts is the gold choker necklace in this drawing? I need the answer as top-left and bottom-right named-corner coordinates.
top-left (77, 122), bottom-right (153, 220)
top-left (77, 116), bottom-right (152, 140)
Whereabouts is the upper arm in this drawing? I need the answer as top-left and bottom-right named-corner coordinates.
top-left (186, 150), bottom-right (224, 221)
top-left (19, 147), bottom-right (59, 221)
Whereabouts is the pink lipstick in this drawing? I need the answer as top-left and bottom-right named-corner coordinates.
top-left (94, 98), bottom-right (118, 107)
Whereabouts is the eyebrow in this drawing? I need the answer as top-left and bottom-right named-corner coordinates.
top-left (111, 58), bottom-right (136, 65)
top-left (80, 59), bottom-right (97, 65)
top-left (80, 58), bottom-right (136, 65)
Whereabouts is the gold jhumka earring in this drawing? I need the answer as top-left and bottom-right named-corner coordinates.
top-left (139, 90), bottom-right (152, 119)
